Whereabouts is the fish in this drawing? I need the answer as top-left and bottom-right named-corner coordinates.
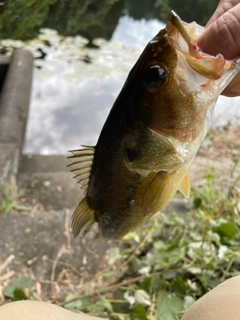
top-left (69, 11), bottom-right (240, 239)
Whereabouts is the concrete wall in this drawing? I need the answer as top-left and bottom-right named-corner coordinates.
top-left (0, 49), bottom-right (33, 190)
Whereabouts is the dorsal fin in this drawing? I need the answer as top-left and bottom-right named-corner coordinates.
top-left (68, 146), bottom-right (95, 194)
top-left (71, 197), bottom-right (95, 237)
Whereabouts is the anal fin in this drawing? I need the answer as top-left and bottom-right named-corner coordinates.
top-left (178, 171), bottom-right (190, 198)
top-left (71, 197), bottom-right (95, 238)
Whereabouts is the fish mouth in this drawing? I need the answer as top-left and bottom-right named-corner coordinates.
top-left (166, 11), bottom-right (235, 83)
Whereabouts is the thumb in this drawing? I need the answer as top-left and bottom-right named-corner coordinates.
top-left (198, 3), bottom-right (240, 59)
top-left (198, 3), bottom-right (240, 97)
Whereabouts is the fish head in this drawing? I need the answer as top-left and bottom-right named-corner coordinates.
top-left (120, 11), bottom-right (240, 178)
top-left (126, 11), bottom-right (240, 141)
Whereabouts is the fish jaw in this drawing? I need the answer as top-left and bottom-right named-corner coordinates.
top-left (167, 11), bottom-right (240, 94)
top-left (136, 10), bottom-right (240, 144)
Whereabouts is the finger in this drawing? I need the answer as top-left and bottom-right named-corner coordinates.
top-left (222, 74), bottom-right (240, 96)
top-left (206, 0), bottom-right (240, 26)
top-left (198, 3), bottom-right (240, 59)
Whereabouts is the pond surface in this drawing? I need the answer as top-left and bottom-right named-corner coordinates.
top-left (24, 17), bottom-right (166, 154)
top-left (1, 2), bottom-right (240, 155)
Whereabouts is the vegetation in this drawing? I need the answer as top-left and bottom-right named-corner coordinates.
top-left (1, 0), bottom-right (219, 41)
top-left (1, 159), bottom-right (239, 319)
top-left (0, 0), bottom-right (57, 40)
top-left (126, 0), bottom-right (219, 25)
top-left (155, 0), bottom-right (219, 24)
top-left (0, 0), bottom-right (122, 41)
top-left (0, 177), bottom-right (29, 214)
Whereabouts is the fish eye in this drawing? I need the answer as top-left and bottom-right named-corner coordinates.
top-left (144, 65), bottom-right (166, 90)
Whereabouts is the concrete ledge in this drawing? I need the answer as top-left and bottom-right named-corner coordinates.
top-left (0, 55), bottom-right (11, 93)
top-left (0, 143), bottom-right (19, 188)
top-left (0, 49), bottom-right (33, 147)
top-left (0, 49), bottom-right (33, 189)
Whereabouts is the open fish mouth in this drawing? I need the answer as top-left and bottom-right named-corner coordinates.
top-left (166, 11), bottom-right (239, 90)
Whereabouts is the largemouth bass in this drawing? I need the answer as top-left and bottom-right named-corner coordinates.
top-left (69, 11), bottom-right (240, 239)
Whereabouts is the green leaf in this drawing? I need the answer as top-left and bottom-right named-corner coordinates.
top-left (197, 274), bottom-right (219, 291)
top-left (131, 305), bottom-right (148, 320)
top-left (64, 294), bottom-right (91, 310)
top-left (193, 197), bottom-right (202, 209)
top-left (13, 288), bottom-right (27, 301)
top-left (184, 296), bottom-right (195, 309)
top-left (150, 276), bottom-right (164, 293)
top-left (97, 293), bottom-right (113, 313)
top-left (3, 277), bottom-right (32, 299)
top-left (131, 257), bottom-right (142, 274)
top-left (215, 222), bottom-right (237, 239)
top-left (154, 240), bottom-right (165, 250)
top-left (141, 277), bottom-right (151, 292)
top-left (164, 246), bottom-right (183, 265)
top-left (204, 172), bottom-right (214, 180)
top-left (156, 290), bottom-right (183, 320)
top-left (171, 276), bottom-right (187, 295)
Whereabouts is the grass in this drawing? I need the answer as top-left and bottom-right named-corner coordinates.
top-left (0, 176), bottom-right (29, 214)
top-left (0, 157), bottom-right (239, 319)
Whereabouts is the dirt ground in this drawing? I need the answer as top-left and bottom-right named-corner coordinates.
top-left (198, 125), bottom-right (240, 160)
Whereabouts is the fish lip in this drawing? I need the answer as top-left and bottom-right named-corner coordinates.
top-left (168, 11), bottom-right (192, 46)
top-left (166, 11), bottom-right (238, 81)
top-left (167, 10), bottom-right (200, 59)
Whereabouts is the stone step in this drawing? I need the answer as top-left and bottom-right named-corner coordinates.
top-left (16, 155), bottom-right (83, 211)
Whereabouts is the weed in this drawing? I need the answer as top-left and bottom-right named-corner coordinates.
top-left (0, 177), bottom-right (29, 214)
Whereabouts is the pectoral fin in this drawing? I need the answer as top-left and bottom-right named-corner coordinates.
top-left (142, 171), bottom-right (169, 215)
top-left (178, 171), bottom-right (190, 198)
top-left (71, 197), bottom-right (95, 238)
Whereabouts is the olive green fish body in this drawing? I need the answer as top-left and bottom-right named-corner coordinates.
top-left (69, 12), bottom-right (240, 239)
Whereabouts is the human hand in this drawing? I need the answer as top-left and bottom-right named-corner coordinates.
top-left (197, 0), bottom-right (240, 97)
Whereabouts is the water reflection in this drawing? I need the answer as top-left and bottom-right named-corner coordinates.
top-left (25, 70), bottom-right (127, 154)
top-left (21, 15), bottom-right (239, 155)
top-left (112, 16), bottom-right (165, 48)
top-left (23, 17), bottom-right (166, 154)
